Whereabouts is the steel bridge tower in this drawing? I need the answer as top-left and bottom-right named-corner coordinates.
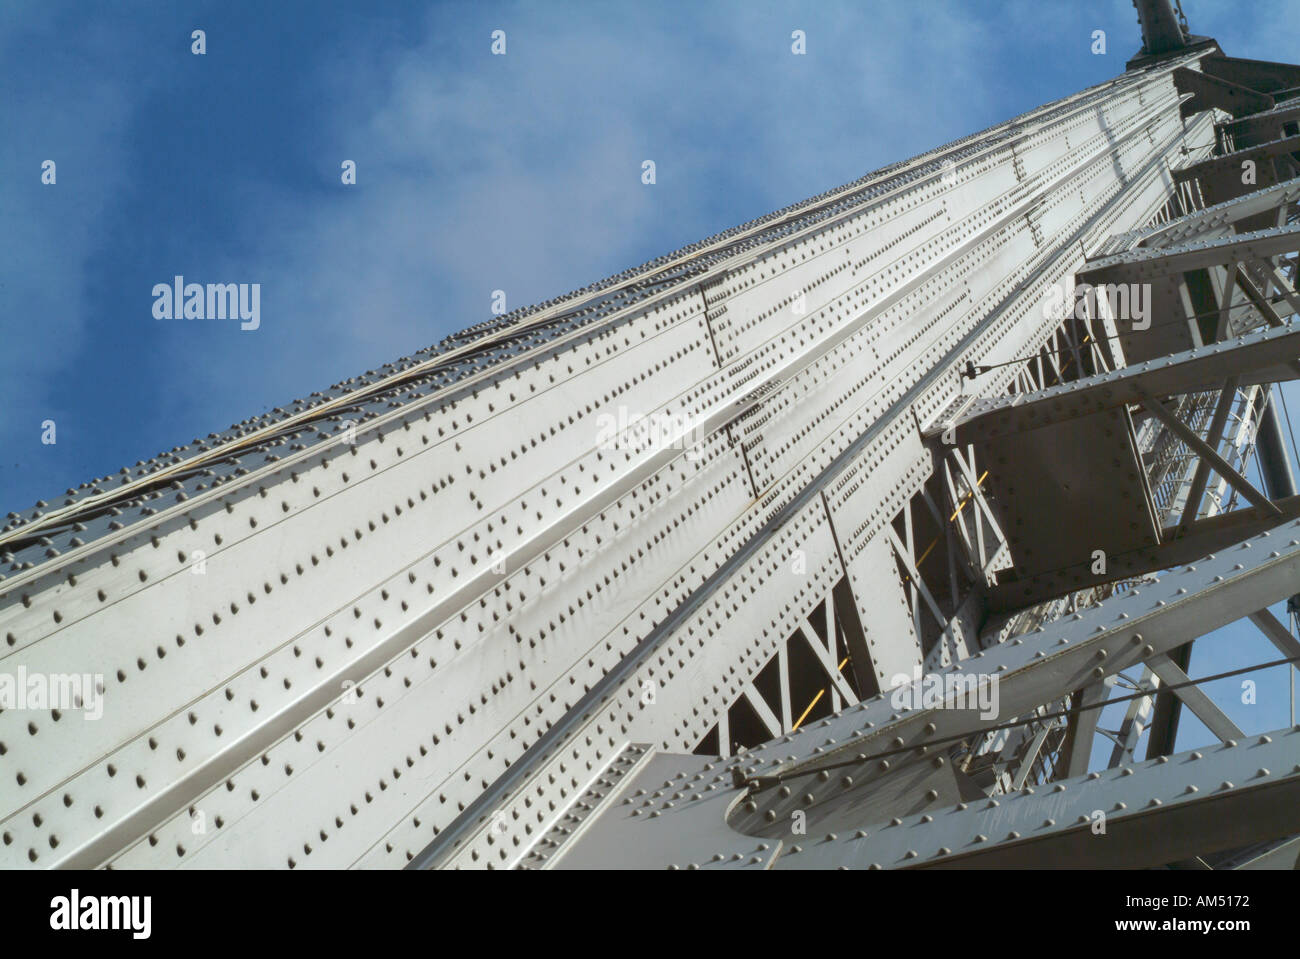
top-left (4, 1), bottom-right (1300, 870)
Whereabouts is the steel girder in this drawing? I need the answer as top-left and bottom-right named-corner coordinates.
top-left (928, 324), bottom-right (1300, 610)
top-left (4, 40), bottom-right (1294, 874)
top-left (418, 63), bottom-right (1218, 870)
top-left (528, 515), bottom-right (1300, 869)
top-left (534, 728), bottom-right (1300, 870)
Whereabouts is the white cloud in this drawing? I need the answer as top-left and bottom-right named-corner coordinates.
top-left (194, 0), bottom-right (1017, 405)
top-left (0, 18), bottom-right (135, 425)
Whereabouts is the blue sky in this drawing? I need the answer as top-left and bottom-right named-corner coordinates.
top-left (3, 0), bottom-right (1299, 757)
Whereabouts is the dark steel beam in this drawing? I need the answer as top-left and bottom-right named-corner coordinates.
top-left (1134, 0), bottom-right (1187, 56)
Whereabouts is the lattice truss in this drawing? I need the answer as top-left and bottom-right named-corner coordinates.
top-left (3, 38), bottom-right (1300, 871)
